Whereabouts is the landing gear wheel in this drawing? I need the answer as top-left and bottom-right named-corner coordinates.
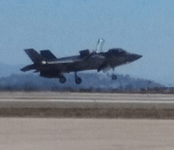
top-left (75, 77), bottom-right (82, 84)
top-left (112, 74), bottom-right (117, 80)
top-left (59, 76), bottom-right (66, 84)
top-left (74, 72), bottom-right (82, 84)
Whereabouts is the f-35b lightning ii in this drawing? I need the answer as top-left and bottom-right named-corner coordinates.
top-left (21, 39), bottom-right (142, 84)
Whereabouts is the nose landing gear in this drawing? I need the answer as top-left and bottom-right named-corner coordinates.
top-left (111, 67), bottom-right (117, 80)
top-left (112, 74), bottom-right (117, 80)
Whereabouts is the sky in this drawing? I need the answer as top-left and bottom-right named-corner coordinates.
top-left (0, 0), bottom-right (174, 86)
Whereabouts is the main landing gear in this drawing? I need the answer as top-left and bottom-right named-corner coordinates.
top-left (59, 75), bottom-right (66, 84)
top-left (75, 72), bottom-right (82, 84)
top-left (59, 73), bottom-right (82, 84)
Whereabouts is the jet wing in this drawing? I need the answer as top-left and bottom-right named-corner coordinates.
top-left (46, 52), bottom-right (105, 65)
top-left (46, 56), bottom-right (82, 65)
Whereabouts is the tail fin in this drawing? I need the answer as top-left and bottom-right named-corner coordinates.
top-left (40, 50), bottom-right (57, 61)
top-left (25, 49), bottom-right (45, 63)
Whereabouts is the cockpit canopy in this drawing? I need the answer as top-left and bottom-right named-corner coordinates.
top-left (108, 48), bottom-right (128, 56)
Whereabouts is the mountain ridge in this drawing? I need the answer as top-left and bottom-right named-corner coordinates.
top-left (0, 73), bottom-right (163, 91)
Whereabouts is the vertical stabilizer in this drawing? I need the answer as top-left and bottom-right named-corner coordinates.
top-left (40, 50), bottom-right (57, 61)
top-left (25, 49), bottom-right (45, 63)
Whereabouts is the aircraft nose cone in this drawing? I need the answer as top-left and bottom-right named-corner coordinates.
top-left (134, 54), bottom-right (142, 60)
top-left (127, 54), bottom-right (142, 62)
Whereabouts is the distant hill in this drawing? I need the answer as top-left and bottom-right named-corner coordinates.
top-left (0, 63), bottom-right (21, 77)
top-left (0, 73), bottom-right (163, 91)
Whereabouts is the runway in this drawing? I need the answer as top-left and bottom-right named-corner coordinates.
top-left (0, 92), bottom-right (174, 109)
top-left (1, 118), bottom-right (174, 150)
top-left (1, 92), bottom-right (174, 149)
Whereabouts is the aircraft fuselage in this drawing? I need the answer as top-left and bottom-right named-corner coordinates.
top-left (21, 42), bottom-right (142, 84)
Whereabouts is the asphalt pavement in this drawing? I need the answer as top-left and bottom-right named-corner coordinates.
top-left (0, 92), bottom-right (174, 109)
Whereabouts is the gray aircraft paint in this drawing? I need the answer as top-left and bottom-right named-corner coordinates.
top-left (21, 39), bottom-right (142, 84)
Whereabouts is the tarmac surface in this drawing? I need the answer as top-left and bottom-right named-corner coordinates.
top-left (0, 92), bottom-right (174, 109)
top-left (0, 92), bottom-right (174, 149)
top-left (0, 118), bottom-right (174, 150)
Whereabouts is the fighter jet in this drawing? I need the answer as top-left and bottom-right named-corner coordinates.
top-left (21, 39), bottom-right (142, 84)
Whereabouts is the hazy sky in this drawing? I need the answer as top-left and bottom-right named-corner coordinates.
top-left (0, 0), bottom-right (174, 86)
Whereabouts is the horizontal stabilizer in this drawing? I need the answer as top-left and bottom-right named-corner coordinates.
top-left (20, 64), bottom-right (36, 72)
top-left (25, 49), bottom-right (45, 63)
top-left (40, 50), bottom-right (57, 61)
